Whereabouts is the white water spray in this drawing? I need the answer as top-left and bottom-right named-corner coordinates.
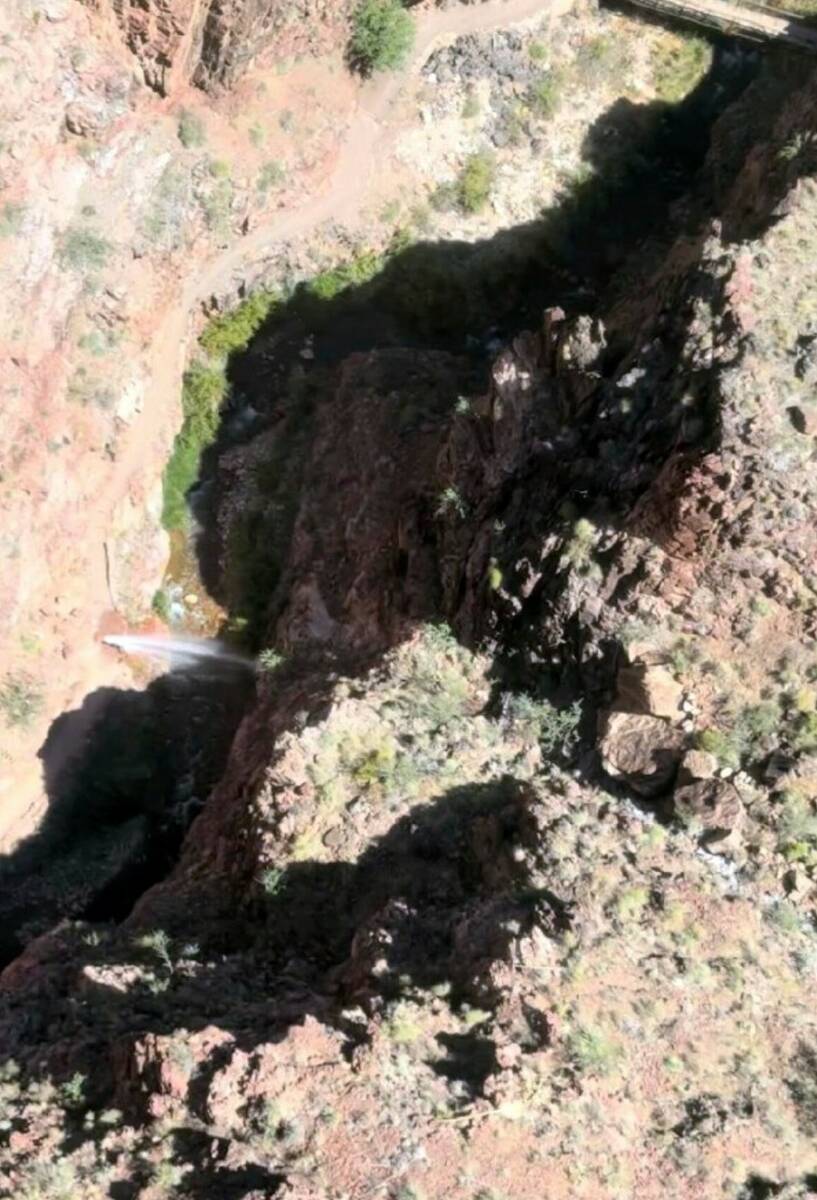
top-left (103, 634), bottom-right (253, 670)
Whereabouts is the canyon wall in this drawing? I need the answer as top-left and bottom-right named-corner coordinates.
top-left (1, 37), bottom-right (817, 1197)
top-left (78, 0), bottom-right (353, 92)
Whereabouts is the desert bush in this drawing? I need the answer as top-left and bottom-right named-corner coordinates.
top-left (348, 0), bottom-right (415, 75)
top-left (257, 648), bottom-right (284, 673)
top-left (177, 108), bottom-right (205, 148)
top-left (505, 693), bottom-right (582, 757)
top-left (651, 34), bottom-right (712, 104)
top-left (0, 201), bottom-right (25, 237)
top-left (257, 160), bottom-right (286, 194)
top-left (435, 486), bottom-right (467, 519)
top-left (568, 1026), bottom-right (622, 1077)
top-left (198, 176), bottom-right (233, 235)
top-left (58, 226), bottom-right (111, 271)
top-left (0, 674), bottom-right (43, 728)
top-left (528, 71), bottom-right (562, 118)
top-left (456, 151), bottom-right (495, 214)
top-left (461, 91), bottom-right (480, 119)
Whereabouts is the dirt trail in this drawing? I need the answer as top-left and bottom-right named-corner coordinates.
top-left (0, 0), bottom-right (571, 852)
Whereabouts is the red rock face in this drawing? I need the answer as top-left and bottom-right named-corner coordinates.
top-left (82, 0), bottom-right (352, 93)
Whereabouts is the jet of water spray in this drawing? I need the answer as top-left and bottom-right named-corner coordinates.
top-left (103, 633), bottom-right (253, 670)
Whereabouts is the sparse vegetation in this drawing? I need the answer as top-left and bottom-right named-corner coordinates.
top-left (177, 108), bottom-right (206, 149)
top-left (307, 250), bottom-right (383, 301)
top-left (435, 486), bottom-right (467, 519)
top-left (0, 201), bottom-right (24, 237)
top-left (651, 33), bottom-right (712, 104)
top-left (568, 1026), bottom-right (622, 1077)
top-left (198, 175), bottom-right (233, 235)
top-left (462, 91), bottom-right (480, 119)
top-left (528, 71), bottom-right (562, 119)
top-left (199, 289), bottom-right (279, 359)
top-left (257, 160), bottom-right (286, 194)
top-left (456, 151), bottom-right (496, 214)
top-left (58, 226), bottom-right (111, 271)
top-left (505, 694), bottom-right (582, 757)
top-left (348, 0), bottom-right (415, 75)
top-left (259, 866), bottom-right (285, 896)
top-left (0, 673), bottom-right (43, 729)
top-left (161, 362), bottom-right (226, 530)
top-left (258, 648), bottom-right (284, 673)
top-left (562, 517), bottom-right (597, 572)
top-left (151, 587), bottom-right (172, 623)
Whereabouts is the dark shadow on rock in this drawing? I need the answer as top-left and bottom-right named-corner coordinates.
top-left (0, 659), bottom-right (254, 969)
top-left (191, 41), bottom-right (760, 654)
top-left (432, 1031), bottom-right (499, 1095)
top-left (0, 777), bottom-right (560, 1115)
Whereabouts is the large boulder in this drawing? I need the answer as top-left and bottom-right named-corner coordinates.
top-left (598, 711), bottom-right (684, 796)
top-left (673, 778), bottom-right (744, 840)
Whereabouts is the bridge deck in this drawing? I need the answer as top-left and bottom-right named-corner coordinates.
top-left (626, 0), bottom-right (817, 49)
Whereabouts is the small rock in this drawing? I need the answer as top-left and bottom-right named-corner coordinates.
top-left (323, 825), bottom-right (344, 849)
top-left (678, 748), bottom-right (718, 784)
top-left (183, 593), bottom-right (198, 606)
top-left (64, 102), bottom-right (103, 137)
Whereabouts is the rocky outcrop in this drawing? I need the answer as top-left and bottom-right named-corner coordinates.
top-left (80, 0), bottom-right (353, 93)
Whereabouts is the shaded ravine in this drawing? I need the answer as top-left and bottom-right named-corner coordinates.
top-left (0, 35), bottom-right (768, 969)
top-left (0, 0), bottom-right (578, 853)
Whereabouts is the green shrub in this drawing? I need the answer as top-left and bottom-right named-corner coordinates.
top-left (258, 648), bottom-right (284, 673)
top-left (161, 363), bottom-right (227, 530)
top-left (562, 516), bottom-right (596, 570)
top-left (58, 226), bottom-right (111, 271)
top-left (177, 108), bottom-right (206, 148)
top-left (793, 711), bottom-right (817, 752)
top-left (435, 486), bottom-right (467, 519)
top-left (257, 160), bottom-right (286, 194)
top-left (456, 151), bottom-right (495, 214)
top-left (0, 202), bottom-right (24, 237)
top-left (348, 0), bottom-right (415, 75)
top-left (695, 727), bottom-right (742, 770)
top-left (568, 1026), bottom-right (622, 1077)
top-left (651, 34), bottom-right (712, 104)
top-left (199, 176), bottom-right (233, 234)
top-left (307, 250), bottom-right (382, 300)
top-left (259, 866), bottom-right (284, 896)
top-left (506, 694), bottom-right (582, 757)
top-left (199, 290), bottom-right (279, 358)
top-left (151, 588), bottom-right (171, 622)
top-left (462, 91), bottom-right (480, 119)
top-left (0, 674), bottom-right (43, 728)
top-left (528, 72), bottom-right (561, 118)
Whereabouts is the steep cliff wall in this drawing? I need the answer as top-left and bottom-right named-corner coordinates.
top-left (79, 0), bottom-right (353, 93)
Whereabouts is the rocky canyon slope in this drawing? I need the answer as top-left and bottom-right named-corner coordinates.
top-left (2, 0), bottom-right (817, 1199)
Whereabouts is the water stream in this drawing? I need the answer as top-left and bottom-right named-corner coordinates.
top-left (103, 633), bottom-right (254, 670)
